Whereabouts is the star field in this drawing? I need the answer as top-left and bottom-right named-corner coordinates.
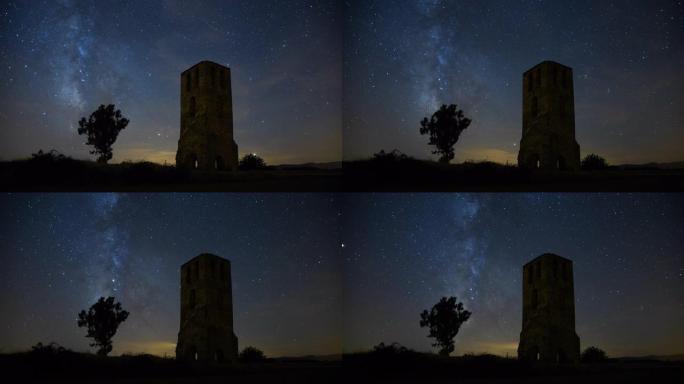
top-left (344, 0), bottom-right (683, 164)
top-left (0, 0), bottom-right (341, 165)
top-left (342, 194), bottom-right (684, 357)
top-left (0, 193), bottom-right (341, 357)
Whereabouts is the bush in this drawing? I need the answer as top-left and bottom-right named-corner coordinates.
top-left (239, 346), bottom-right (266, 363)
top-left (31, 342), bottom-right (67, 355)
top-left (372, 342), bottom-right (409, 355)
top-left (372, 149), bottom-right (410, 162)
top-left (581, 346), bottom-right (607, 363)
top-left (30, 149), bottom-right (69, 163)
top-left (239, 154), bottom-right (267, 170)
top-left (581, 154), bottom-right (608, 170)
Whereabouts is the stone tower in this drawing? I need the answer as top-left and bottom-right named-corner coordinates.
top-left (176, 253), bottom-right (238, 362)
top-left (176, 61), bottom-right (238, 171)
top-left (518, 253), bottom-right (580, 363)
top-left (518, 61), bottom-right (580, 170)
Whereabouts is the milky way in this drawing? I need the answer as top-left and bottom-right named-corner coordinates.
top-left (0, 0), bottom-right (341, 165)
top-left (342, 194), bottom-right (684, 357)
top-left (344, 0), bottom-right (683, 164)
top-left (0, 193), bottom-right (342, 357)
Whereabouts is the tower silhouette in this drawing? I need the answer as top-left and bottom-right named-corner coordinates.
top-left (176, 253), bottom-right (238, 362)
top-left (518, 253), bottom-right (580, 363)
top-left (518, 61), bottom-right (580, 170)
top-left (176, 61), bottom-right (238, 171)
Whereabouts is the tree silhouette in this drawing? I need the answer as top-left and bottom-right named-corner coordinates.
top-left (419, 296), bottom-right (471, 356)
top-left (419, 104), bottom-right (472, 163)
top-left (77, 104), bottom-right (129, 163)
top-left (239, 346), bottom-right (266, 363)
top-left (581, 154), bottom-right (608, 170)
top-left (77, 296), bottom-right (129, 356)
top-left (581, 346), bottom-right (608, 363)
top-left (239, 153), bottom-right (267, 170)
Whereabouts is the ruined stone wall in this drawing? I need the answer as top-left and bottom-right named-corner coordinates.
top-left (176, 253), bottom-right (238, 362)
top-left (176, 61), bottom-right (238, 171)
top-left (518, 253), bottom-right (580, 363)
top-left (518, 61), bottom-right (580, 170)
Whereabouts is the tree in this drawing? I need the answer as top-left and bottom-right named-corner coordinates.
top-left (419, 296), bottom-right (471, 356)
top-left (581, 346), bottom-right (608, 363)
top-left (239, 346), bottom-right (266, 363)
top-left (239, 153), bottom-right (267, 170)
top-left (77, 296), bottom-right (129, 356)
top-left (77, 104), bottom-right (129, 163)
top-left (581, 154), bottom-right (608, 170)
top-left (419, 104), bottom-right (472, 163)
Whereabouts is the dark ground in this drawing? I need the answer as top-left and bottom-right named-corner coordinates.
top-left (0, 158), bottom-right (341, 192)
top-left (2, 350), bottom-right (682, 383)
top-left (343, 158), bottom-right (684, 192)
top-left (2, 156), bottom-right (684, 191)
top-left (343, 350), bottom-right (683, 383)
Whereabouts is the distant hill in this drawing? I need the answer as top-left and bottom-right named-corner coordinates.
top-left (272, 353), bottom-right (342, 362)
top-left (616, 354), bottom-right (684, 362)
top-left (616, 161), bottom-right (684, 170)
top-left (274, 161), bottom-right (342, 170)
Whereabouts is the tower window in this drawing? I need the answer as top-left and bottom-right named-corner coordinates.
top-left (536, 68), bottom-right (541, 88)
top-left (531, 96), bottom-right (538, 116)
top-left (532, 289), bottom-right (538, 309)
top-left (189, 97), bottom-right (196, 117)
top-left (527, 73), bottom-right (533, 92)
top-left (190, 289), bottom-right (196, 308)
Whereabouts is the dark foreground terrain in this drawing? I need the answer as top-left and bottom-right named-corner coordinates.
top-left (2, 348), bottom-right (682, 383)
top-left (343, 349), bottom-right (684, 383)
top-left (4, 155), bottom-right (684, 191)
top-left (343, 157), bottom-right (684, 191)
top-left (0, 350), bottom-right (341, 383)
top-left (0, 157), bottom-right (341, 191)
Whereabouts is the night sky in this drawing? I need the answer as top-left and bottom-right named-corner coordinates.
top-left (0, 1), bottom-right (341, 165)
top-left (0, 193), bottom-right (341, 357)
top-left (342, 194), bottom-right (684, 357)
top-left (344, 0), bottom-right (683, 164)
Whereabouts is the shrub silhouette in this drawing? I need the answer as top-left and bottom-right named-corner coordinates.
top-left (31, 342), bottom-right (67, 355)
top-left (239, 346), bottom-right (266, 363)
top-left (420, 296), bottom-right (471, 356)
top-left (77, 104), bottom-right (129, 163)
top-left (419, 104), bottom-right (472, 163)
top-left (77, 296), bottom-right (129, 356)
top-left (372, 149), bottom-right (410, 162)
top-left (581, 154), bottom-right (608, 170)
top-left (581, 346), bottom-right (608, 363)
top-left (239, 154), bottom-right (267, 170)
top-left (31, 149), bottom-right (68, 162)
